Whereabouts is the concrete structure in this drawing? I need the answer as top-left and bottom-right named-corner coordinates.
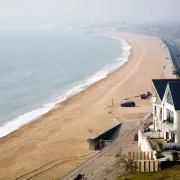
top-left (88, 123), bottom-right (121, 150)
top-left (152, 79), bottom-right (180, 143)
top-left (138, 130), bottom-right (157, 160)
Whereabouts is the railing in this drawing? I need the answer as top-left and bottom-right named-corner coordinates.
top-left (156, 120), bottom-right (175, 132)
top-left (162, 122), bottom-right (175, 132)
top-left (145, 131), bottom-right (164, 139)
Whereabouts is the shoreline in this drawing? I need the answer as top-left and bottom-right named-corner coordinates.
top-left (0, 31), bottom-right (165, 180)
top-left (0, 35), bottom-right (131, 139)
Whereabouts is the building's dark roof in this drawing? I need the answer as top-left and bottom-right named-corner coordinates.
top-left (169, 82), bottom-right (180, 110)
top-left (152, 79), bottom-right (180, 100)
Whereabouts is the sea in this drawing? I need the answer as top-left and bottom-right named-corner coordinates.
top-left (0, 28), bottom-right (131, 138)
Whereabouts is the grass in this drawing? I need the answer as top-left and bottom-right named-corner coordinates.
top-left (117, 165), bottom-right (180, 180)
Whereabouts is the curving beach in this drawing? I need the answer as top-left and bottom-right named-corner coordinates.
top-left (0, 31), bottom-right (164, 180)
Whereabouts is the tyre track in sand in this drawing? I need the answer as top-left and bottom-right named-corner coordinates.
top-left (14, 152), bottom-right (94, 180)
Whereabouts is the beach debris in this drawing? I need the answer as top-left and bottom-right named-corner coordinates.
top-left (113, 117), bottom-right (120, 124)
top-left (104, 105), bottom-right (112, 110)
top-left (134, 95), bottom-right (141, 98)
top-left (124, 94), bottom-right (141, 100)
top-left (140, 91), bottom-right (152, 99)
top-left (124, 98), bottom-right (129, 100)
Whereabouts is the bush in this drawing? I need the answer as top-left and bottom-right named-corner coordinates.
top-left (173, 69), bottom-right (177, 75)
top-left (148, 120), bottom-right (153, 126)
top-left (171, 151), bottom-right (179, 161)
top-left (157, 142), bottom-right (163, 151)
top-left (155, 151), bottom-right (163, 159)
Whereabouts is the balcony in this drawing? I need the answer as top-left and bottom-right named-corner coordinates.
top-left (156, 120), bottom-right (175, 132)
top-left (162, 122), bottom-right (175, 132)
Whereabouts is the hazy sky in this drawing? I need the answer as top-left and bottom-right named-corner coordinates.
top-left (0, 0), bottom-right (179, 27)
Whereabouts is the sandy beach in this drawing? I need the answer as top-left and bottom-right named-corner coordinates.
top-left (0, 31), bottom-right (164, 180)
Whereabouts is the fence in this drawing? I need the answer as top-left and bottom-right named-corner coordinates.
top-left (126, 160), bottom-right (160, 172)
top-left (126, 151), bottom-right (159, 172)
top-left (128, 151), bottom-right (155, 161)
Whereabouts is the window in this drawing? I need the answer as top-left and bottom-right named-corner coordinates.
top-left (167, 91), bottom-right (173, 105)
top-left (166, 109), bottom-right (174, 123)
top-left (160, 108), bottom-right (162, 120)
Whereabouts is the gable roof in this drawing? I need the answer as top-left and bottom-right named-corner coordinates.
top-left (152, 79), bottom-right (180, 101)
top-left (168, 82), bottom-right (180, 110)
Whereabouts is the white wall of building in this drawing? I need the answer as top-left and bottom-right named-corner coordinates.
top-left (176, 111), bottom-right (180, 142)
top-left (152, 84), bottom-right (180, 143)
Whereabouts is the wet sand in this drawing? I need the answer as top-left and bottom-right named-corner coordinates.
top-left (0, 31), bottom-right (164, 180)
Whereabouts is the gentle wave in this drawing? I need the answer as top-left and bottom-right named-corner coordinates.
top-left (0, 37), bottom-right (132, 138)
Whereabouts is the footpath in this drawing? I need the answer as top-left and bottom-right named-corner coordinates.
top-left (61, 112), bottom-right (151, 180)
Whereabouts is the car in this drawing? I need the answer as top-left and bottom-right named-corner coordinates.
top-left (120, 101), bottom-right (136, 107)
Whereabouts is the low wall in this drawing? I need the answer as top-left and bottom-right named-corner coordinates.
top-left (88, 123), bottom-right (121, 150)
top-left (161, 161), bottom-right (180, 170)
top-left (146, 131), bottom-right (164, 139)
top-left (138, 130), bottom-right (157, 160)
top-left (138, 130), bottom-right (153, 152)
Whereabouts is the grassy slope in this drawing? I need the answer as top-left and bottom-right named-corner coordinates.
top-left (117, 165), bottom-right (180, 180)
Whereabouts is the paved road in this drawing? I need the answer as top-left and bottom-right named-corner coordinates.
top-left (61, 112), bottom-right (151, 180)
top-left (163, 40), bottom-right (180, 73)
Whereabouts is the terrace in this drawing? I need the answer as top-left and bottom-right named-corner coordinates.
top-left (156, 120), bottom-right (175, 132)
top-left (139, 122), bottom-right (180, 161)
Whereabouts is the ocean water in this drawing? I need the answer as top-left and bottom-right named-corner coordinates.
top-left (0, 29), bottom-right (131, 138)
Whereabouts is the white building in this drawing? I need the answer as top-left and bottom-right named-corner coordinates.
top-left (152, 79), bottom-right (180, 143)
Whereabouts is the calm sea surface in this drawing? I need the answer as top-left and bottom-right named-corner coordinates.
top-left (0, 28), bottom-right (131, 137)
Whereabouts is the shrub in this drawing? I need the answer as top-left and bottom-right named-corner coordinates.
top-left (173, 69), bottom-right (177, 75)
top-left (148, 120), bottom-right (153, 126)
top-left (157, 142), bottom-right (163, 151)
top-left (171, 151), bottom-right (179, 161)
top-left (155, 151), bottom-right (163, 159)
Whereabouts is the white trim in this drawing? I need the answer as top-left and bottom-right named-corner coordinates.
top-left (152, 81), bottom-right (162, 102)
top-left (162, 83), bottom-right (175, 111)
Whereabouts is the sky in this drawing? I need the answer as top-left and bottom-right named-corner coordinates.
top-left (0, 0), bottom-right (180, 28)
